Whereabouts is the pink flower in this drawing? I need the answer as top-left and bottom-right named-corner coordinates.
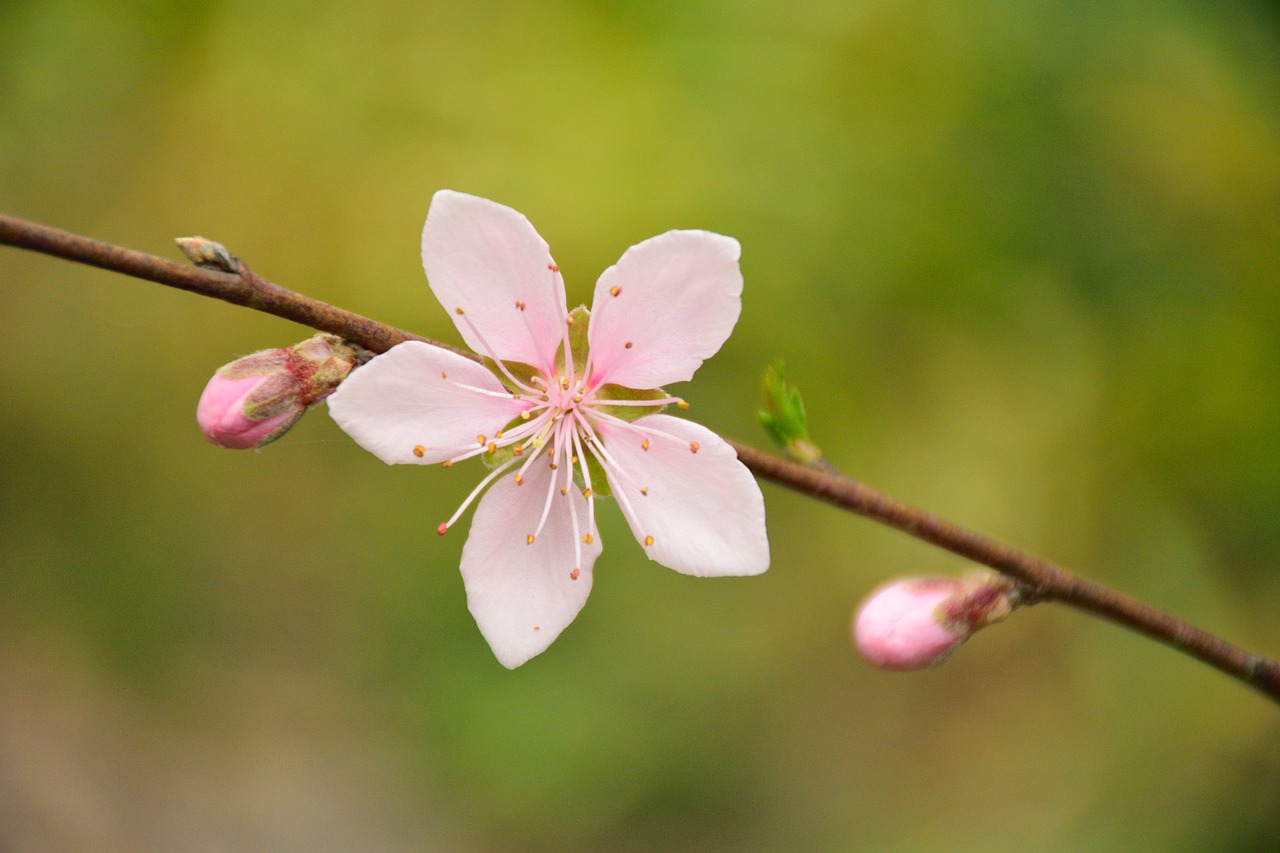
top-left (328, 190), bottom-right (769, 667)
top-left (853, 574), bottom-right (1016, 670)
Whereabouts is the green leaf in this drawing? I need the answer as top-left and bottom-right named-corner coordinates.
top-left (758, 360), bottom-right (823, 464)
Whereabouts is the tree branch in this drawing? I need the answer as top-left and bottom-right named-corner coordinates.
top-left (4, 210), bottom-right (1277, 703)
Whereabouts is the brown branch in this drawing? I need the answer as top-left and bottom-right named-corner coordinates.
top-left (4, 210), bottom-right (1278, 704)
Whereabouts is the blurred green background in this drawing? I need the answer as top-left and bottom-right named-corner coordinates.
top-left (3, 0), bottom-right (1279, 850)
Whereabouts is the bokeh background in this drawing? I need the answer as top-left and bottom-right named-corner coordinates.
top-left (3, 1), bottom-right (1279, 850)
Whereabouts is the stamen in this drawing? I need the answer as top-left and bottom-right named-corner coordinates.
top-left (624, 341), bottom-right (633, 349)
top-left (641, 487), bottom-right (649, 495)
top-left (513, 445), bottom-right (524, 457)
top-left (476, 435), bottom-right (486, 446)
top-left (487, 441), bottom-right (496, 454)
top-left (690, 441), bottom-right (700, 453)
top-left (677, 400), bottom-right (690, 410)
top-left (642, 438), bottom-right (650, 451)
top-left (441, 371), bottom-right (448, 379)
top-left (644, 535), bottom-right (654, 547)
top-left (609, 286), bottom-right (621, 297)
top-left (413, 445), bottom-right (425, 458)
top-left (582, 488), bottom-right (592, 498)
top-left (436, 523), bottom-right (447, 536)
top-left (570, 568), bottom-right (580, 580)
top-left (515, 474), bottom-right (524, 485)
top-left (439, 455), bottom-right (521, 532)
top-left (442, 460), bottom-right (453, 469)
top-left (548, 263), bottom-right (559, 272)
top-left (515, 300), bottom-right (526, 310)
top-left (561, 377), bottom-right (570, 391)
top-left (582, 534), bottom-right (593, 544)
top-left (527, 534), bottom-right (535, 545)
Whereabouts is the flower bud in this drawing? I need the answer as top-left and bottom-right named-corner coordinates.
top-left (853, 574), bottom-right (1017, 670)
top-left (197, 334), bottom-right (359, 449)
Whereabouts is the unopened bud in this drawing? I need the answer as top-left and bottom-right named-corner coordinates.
top-left (853, 574), bottom-right (1017, 670)
top-left (196, 334), bottom-right (359, 449)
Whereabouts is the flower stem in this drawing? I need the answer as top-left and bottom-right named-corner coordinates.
top-left (3, 210), bottom-right (1277, 704)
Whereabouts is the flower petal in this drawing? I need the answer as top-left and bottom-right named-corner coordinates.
top-left (587, 230), bottom-right (743, 389)
top-left (327, 341), bottom-right (525, 464)
top-left (597, 414), bottom-right (768, 577)
top-left (421, 190), bottom-right (565, 372)
top-left (460, 458), bottom-right (601, 668)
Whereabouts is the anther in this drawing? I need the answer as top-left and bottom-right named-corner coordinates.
top-left (582, 534), bottom-right (593, 544)
top-left (644, 535), bottom-right (654, 547)
top-left (571, 455), bottom-right (579, 464)
top-left (476, 435), bottom-right (486, 446)
top-left (442, 460), bottom-right (453, 469)
top-left (496, 430), bottom-right (505, 438)
top-left (437, 523), bottom-right (448, 536)
top-left (549, 461), bottom-right (558, 470)
top-left (560, 486), bottom-right (568, 495)
top-left (573, 394), bottom-right (583, 403)
top-left (521, 411), bottom-right (531, 420)
top-left (624, 341), bottom-right (633, 349)
top-left (440, 371), bottom-right (448, 379)
top-left (582, 488), bottom-right (592, 498)
top-left (515, 474), bottom-right (524, 486)
top-left (561, 377), bottom-right (570, 391)
top-left (640, 487), bottom-right (649, 496)
top-left (413, 445), bottom-right (426, 458)
top-left (570, 568), bottom-right (580, 580)
top-left (526, 534), bottom-right (535, 545)
top-left (487, 441), bottom-right (496, 454)
top-left (513, 445), bottom-right (523, 457)
top-left (609, 286), bottom-right (621, 297)
top-left (455, 307), bottom-right (465, 315)
top-left (641, 438), bottom-right (650, 451)
top-left (690, 441), bottom-right (700, 453)
top-left (515, 300), bottom-right (526, 310)
top-left (677, 401), bottom-right (690, 410)
top-left (548, 263), bottom-right (559, 272)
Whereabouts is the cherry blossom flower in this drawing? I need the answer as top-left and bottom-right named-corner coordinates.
top-left (328, 190), bottom-right (769, 667)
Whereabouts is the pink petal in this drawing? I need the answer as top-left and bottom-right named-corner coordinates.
top-left (587, 230), bottom-right (743, 389)
top-left (326, 341), bottom-right (525, 464)
top-left (421, 190), bottom-right (565, 373)
top-left (460, 458), bottom-right (601, 668)
top-left (597, 414), bottom-right (768, 577)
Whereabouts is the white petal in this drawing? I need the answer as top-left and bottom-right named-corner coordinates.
top-left (587, 230), bottom-right (743, 389)
top-left (327, 341), bottom-right (525, 464)
top-left (422, 190), bottom-right (565, 373)
top-left (597, 414), bottom-right (768, 577)
top-left (460, 459), bottom-right (601, 668)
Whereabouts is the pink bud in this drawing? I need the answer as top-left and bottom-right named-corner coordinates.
top-left (196, 372), bottom-right (303, 449)
top-left (853, 575), bottom-right (1016, 671)
top-left (196, 334), bottom-right (359, 449)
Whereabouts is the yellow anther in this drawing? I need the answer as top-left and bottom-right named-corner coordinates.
top-left (641, 438), bottom-right (650, 451)
top-left (582, 534), bottom-right (594, 544)
top-left (677, 400), bottom-right (690, 410)
top-left (455, 307), bottom-right (465, 315)
top-left (644, 535), bottom-right (654, 547)
top-left (571, 455), bottom-right (578, 464)
top-left (442, 460), bottom-right (453, 469)
top-left (690, 441), bottom-right (700, 453)
top-left (561, 377), bottom-right (570, 390)
top-left (560, 486), bottom-right (568, 495)
top-left (476, 435), bottom-right (486, 446)
top-left (440, 371), bottom-right (448, 379)
top-left (582, 488), bottom-right (592, 498)
top-left (609, 286), bottom-right (621, 297)
top-left (640, 487), bottom-right (649, 496)
top-left (487, 441), bottom-right (496, 454)
top-left (515, 300), bottom-right (526, 310)
top-left (513, 445), bottom-right (524, 457)
top-left (515, 474), bottom-right (524, 485)
top-left (526, 534), bottom-right (535, 545)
